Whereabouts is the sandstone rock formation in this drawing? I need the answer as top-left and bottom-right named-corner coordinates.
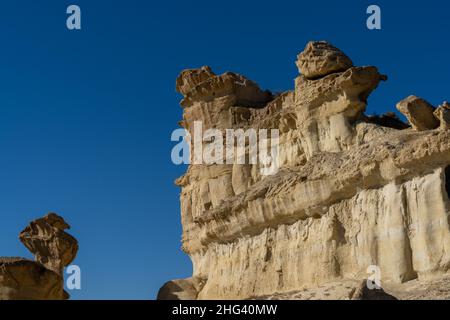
top-left (296, 41), bottom-right (353, 79)
top-left (0, 213), bottom-right (78, 300)
top-left (434, 101), bottom-right (450, 130)
top-left (160, 40), bottom-right (450, 300)
top-left (396, 95), bottom-right (439, 131)
top-left (158, 277), bottom-right (205, 300)
top-left (19, 213), bottom-right (78, 275)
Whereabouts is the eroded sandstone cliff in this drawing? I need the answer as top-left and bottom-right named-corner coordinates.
top-left (159, 41), bottom-right (450, 300)
top-left (0, 213), bottom-right (78, 300)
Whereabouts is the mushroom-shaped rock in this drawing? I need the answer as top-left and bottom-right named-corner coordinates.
top-left (296, 41), bottom-right (353, 79)
top-left (19, 213), bottom-right (78, 275)
top-left (434, 101), bottom-right (450, 130)
top-left (396, 95), bottom-right (439, 131)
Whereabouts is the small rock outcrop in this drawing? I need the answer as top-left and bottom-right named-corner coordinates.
top-left (158, 277), bottom-right (205, 300)
top-left (19, 213), bottom-right (78, 275)
top-left (434, 101), bottom-right (450, 130)
top-left (396, 95), bottom-right (439, 131)
top-left (296, 41), bottom-right (353, 79)
top-left (0, 213), bottom-right (78, 300)
top-left (162, 40), bottom-right (450, 300)
top-left (175, 66), bottom-right (216, 96)
top-left (350, 281), bottom-right (397, 300)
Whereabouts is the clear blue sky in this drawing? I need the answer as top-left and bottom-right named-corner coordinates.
top-left (0, 0), bottom-right (448, 299)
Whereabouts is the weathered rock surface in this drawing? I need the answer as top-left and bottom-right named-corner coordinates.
top-left (176, 66), bottom-right (216, 96)
top-left (158, 277), bottom-right (206, 300)
top-left (434, 101), bottom-right (450, 130)
top-left (350, 280), bottom-right (397, 300)
top-left (251, 279), bottom-right (398, 300)
top-left (296, 41), bottom-right (353, 79)
top-left (19, 213), bottom-right (78, 275)
top-left (0, 213), bottom-right (78, 300)
top-left (396, 95), bottom-right (439, 131)
top-left (162, 41), bottom-right (450, 300)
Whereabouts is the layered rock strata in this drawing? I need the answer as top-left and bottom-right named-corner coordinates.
top-left (160, 41), bottom-right (450, 300)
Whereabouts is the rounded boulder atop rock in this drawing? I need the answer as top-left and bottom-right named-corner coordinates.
top-left (296, 41), bottom-right (353, 79)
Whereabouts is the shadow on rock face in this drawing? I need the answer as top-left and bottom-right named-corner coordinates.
top-left (157, 278), bottom-right (203, 300)
top-left (351, 280), bottom-right (398, 300)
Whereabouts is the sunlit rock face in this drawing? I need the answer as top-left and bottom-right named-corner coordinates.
top-left (396, 95), bottom-right (439, 131)
top-left (296, 41), bottom-right (353, 79)
top-left (159, 41), bottom-right (450, 300)
top-left (0, 213), bottom-right (78, 300)
top-left (19, 213), bottom-right (78, 275)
